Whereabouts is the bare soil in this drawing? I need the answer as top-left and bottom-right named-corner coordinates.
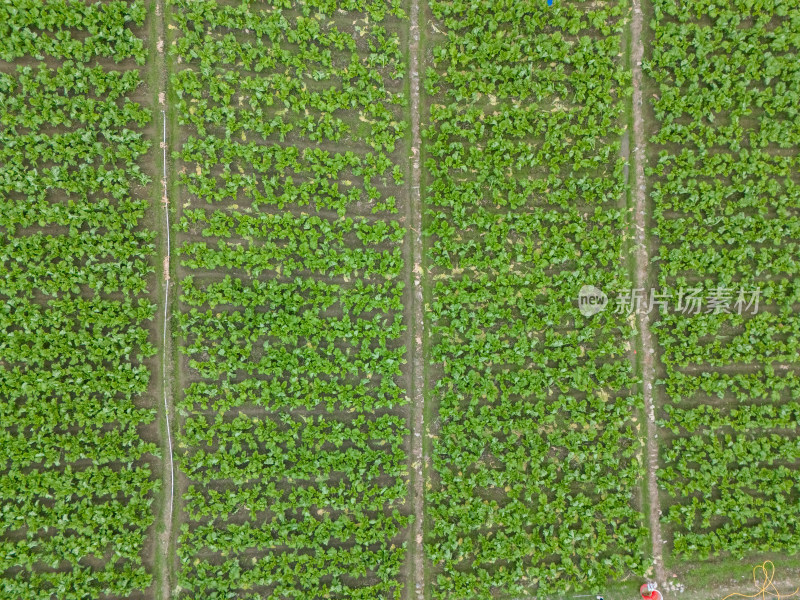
top-left (630, 0), bottom-right (667, 586)
top-left (152, 0), bottom-right (176, 599)
top-left (407, 0), bottom-right (426, 596)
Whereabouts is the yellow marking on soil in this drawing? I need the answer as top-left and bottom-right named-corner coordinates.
top-left (722, 562), bottom-right (799, 600)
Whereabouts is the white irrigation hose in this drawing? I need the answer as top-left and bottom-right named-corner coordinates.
top-left (161, 109), bottom-right (174, 528)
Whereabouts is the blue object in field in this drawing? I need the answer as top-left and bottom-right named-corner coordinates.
top-left (547, 0), bottom-right (553, 5)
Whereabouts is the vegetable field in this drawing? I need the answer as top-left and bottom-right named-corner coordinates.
top-left (0, 1), bottom-right (159, 598)
top-left (423, 0), bottom-right (649, 596)
top-left (169, 0), bottom-right (412, 597)
top-left (646, 0), bottom-right (800, 565)
top-left (1, 0), bottom-right (799, 598)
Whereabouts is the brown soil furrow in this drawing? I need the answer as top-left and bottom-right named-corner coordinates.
top-left (154, 0), bottom-right (176, 598)
top-left (631, 0), bottom-right (667, 586)
top-left (407, 0), bottom-right (426, 596)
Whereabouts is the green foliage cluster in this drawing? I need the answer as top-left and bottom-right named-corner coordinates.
top-left (422, 0), bottom-right (649, 596)
top-left (170, 0), bottom-right (411, 597)
top-left (0, 0), bottom-right (147, 64)
top-left (0, 1), bottom-right (157, 598)
top-left (646, 0), bottom-right (800, 561)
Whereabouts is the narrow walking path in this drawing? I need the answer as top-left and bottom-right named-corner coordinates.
top-left (630, 0), bottom-right (667, 586)
top-left (408, 0), bottom-right (426, 596)
top-left (158, 104), bottom-right (175, 600)
top-left (154, 0), bottom-right (175, 597)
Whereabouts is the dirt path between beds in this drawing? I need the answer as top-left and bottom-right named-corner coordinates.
top-left (408, 0), bottom-right (426, 596)
top-left (630, 0), bottom-right (667, 586)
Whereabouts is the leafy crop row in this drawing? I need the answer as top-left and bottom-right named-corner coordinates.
top-left (169, 0), bottom-right (411, 597)
top-left (422, 0), bottom-right (648, 596)
top-left (646, 0), bottom-right (800, 561)
top-left (0, 1), bottom-right (158, 598)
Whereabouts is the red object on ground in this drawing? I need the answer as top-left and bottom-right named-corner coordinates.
top-left (640, 583), bottom-right (663, 600)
